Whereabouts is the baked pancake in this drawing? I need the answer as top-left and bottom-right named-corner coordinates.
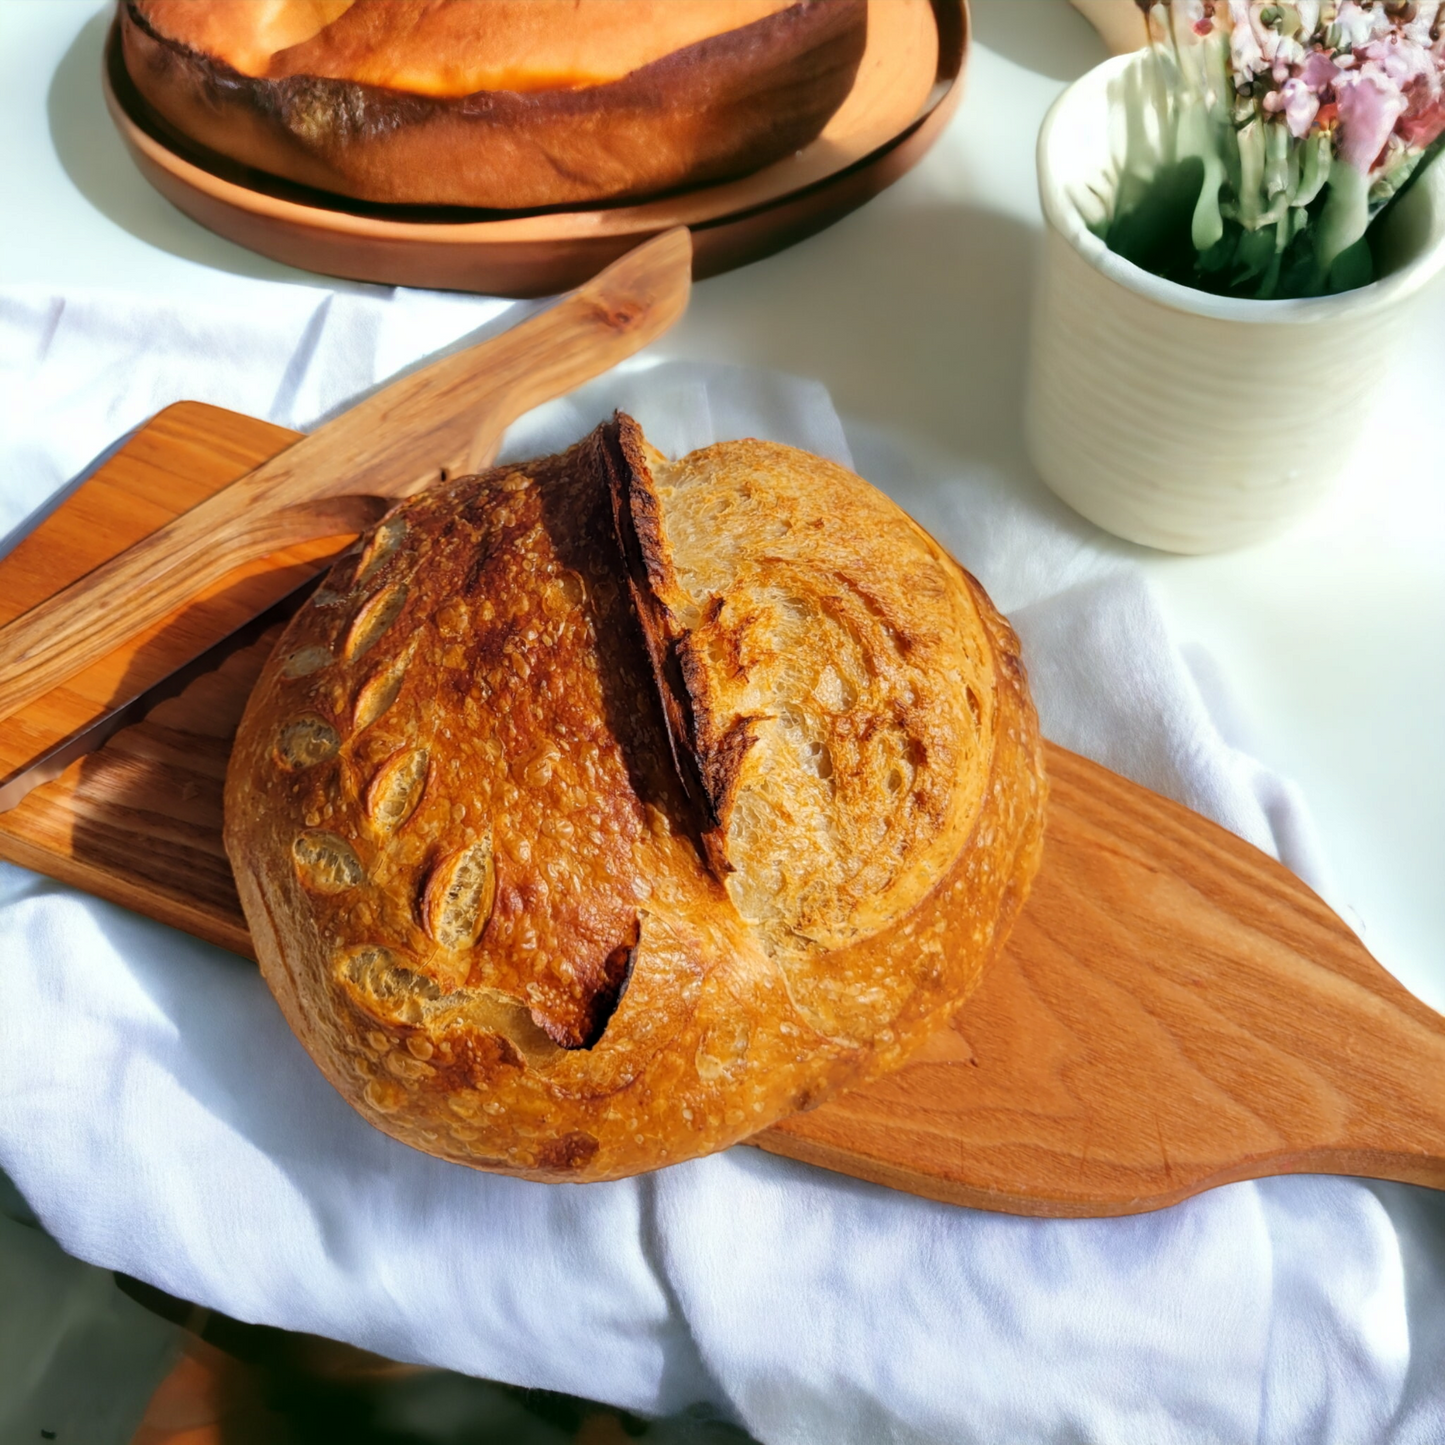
top-left (119, 0), bottom-right (870, 208)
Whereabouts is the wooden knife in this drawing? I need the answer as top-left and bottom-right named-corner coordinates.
top-left (0, 226), bottom-right (693, 744)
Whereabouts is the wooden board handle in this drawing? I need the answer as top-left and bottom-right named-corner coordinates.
top-left (0, 227), bottom-right (692, 724)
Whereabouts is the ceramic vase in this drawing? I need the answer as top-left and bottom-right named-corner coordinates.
top-left (1026, 51), bottom-right (1445, 554)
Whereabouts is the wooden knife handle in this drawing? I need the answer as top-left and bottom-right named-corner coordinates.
top-left (0, 228), bottom-right (692, 724)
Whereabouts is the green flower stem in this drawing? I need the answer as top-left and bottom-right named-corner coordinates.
top-left (1317, 159), bottom-right (1371, 272)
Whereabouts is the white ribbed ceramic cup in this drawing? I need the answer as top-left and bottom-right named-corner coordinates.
top-left (1026, 51), bottom-right (1445, 554)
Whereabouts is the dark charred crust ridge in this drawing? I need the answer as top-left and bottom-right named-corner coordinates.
top-left (599, 413), bottom-right (754, 878)
top-left (600, 419), bottom-right (711, 816)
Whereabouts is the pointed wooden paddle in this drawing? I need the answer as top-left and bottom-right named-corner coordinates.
top-left (1, 400), bottom-right (1443, 1217)
top-left (760, 745), bottom-right (1445, 1214)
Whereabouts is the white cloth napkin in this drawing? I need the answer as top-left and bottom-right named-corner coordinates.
top-left (2, 283), bottom-right (1443, 1445)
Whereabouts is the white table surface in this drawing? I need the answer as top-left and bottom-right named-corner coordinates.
top-left (5, 0), bottom-right (1443, 1021)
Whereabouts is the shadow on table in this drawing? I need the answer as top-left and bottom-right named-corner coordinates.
top-left (680, 199), bottom-right (1057, 490)
top-left (0, 1178), bottom-right (754, 1445)
top-left (119, 1274), bottom-right (757, 1445)
top-left (968, 0), bottom-right (1110, 81)
top-left (46, 11), bottom-right (361, 290)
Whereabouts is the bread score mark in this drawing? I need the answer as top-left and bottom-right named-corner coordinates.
top-left (600, 412), bottom-right (758, 881)
top-left (557, 919), bottom-right (641, 1052)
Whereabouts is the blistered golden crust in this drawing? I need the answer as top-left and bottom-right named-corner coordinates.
top-left (119, 0), bottom-right (867, 209)
top-left (224, 417), bottom-right (1045, 1182)
top-left (263, 1), bottom-right (800, 95)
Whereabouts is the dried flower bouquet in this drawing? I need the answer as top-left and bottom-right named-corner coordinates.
top-left (1102, 1), bottom-right (1445, 296)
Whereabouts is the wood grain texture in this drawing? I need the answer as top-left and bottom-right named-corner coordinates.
top-left (762, 747), bottom-right (1445, 1213)
top-left (0, 227), bottom-right (692, 726)
top-left (3, 403), bottom-right (1443, 1216)
top-left (0, 404), bottom-right (342, 787)
top-left (100, 0), bottom-right (966, 297)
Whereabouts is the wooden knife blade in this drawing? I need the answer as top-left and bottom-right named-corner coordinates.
top-left (0, 227), bottom-right (692, 728)
top-left (0, 576), bottom-right (317, 814)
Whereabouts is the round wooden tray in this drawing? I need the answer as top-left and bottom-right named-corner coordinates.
top-left (101, 0), bottom-right (968, 297)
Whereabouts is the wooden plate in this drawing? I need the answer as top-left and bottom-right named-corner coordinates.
top-left (100, 0), bottom-right (967, 298)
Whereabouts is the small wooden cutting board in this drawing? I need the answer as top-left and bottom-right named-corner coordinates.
top-left (3, 402), bottom-right (1443, 1216)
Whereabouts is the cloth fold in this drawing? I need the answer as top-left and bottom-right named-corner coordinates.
top-left (1, 283), bottom-right (1442, 1444)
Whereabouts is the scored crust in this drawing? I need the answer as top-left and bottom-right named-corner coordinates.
top-left (224, 416), bottom-right (1046, 1182)
top-left (119, 0), bottom-right (869, 209)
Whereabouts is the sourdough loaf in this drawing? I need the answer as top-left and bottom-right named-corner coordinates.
top-left (223, 416), bottom-right (1046, 1181)
top-left (118, 0), bottom-right (868, 209)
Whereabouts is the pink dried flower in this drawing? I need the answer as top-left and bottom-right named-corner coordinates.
top-left (1335, 1), bottom-right (1392, 50)
top-left (1268, 76), bottom-right (1323, 136)
top-left (1335, 66), bottom-right (1411, 169)
top-left (1300, 50), bottom-right (1340, 90)
top-left (1362, 32), bottom-right (1436, 88)
top-left (1227, 0), bottom-right (1266, 82)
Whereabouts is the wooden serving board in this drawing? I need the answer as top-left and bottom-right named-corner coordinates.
top-left (4, 404), bottom-right (1444, 1216)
